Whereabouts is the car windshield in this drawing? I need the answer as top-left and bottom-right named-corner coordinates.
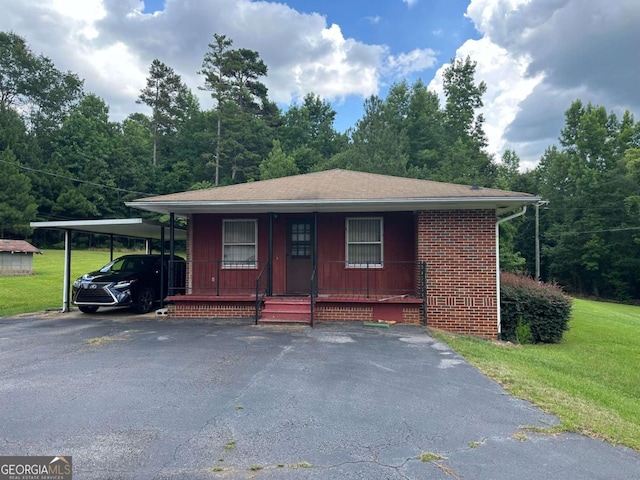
top-left (99, 256), bottom-right (156, 273)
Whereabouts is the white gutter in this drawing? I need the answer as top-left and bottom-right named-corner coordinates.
top-left (495, 206), bottom-right (527, 339)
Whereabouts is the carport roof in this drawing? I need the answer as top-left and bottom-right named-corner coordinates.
top-left (30, 218), bottom-right (186, 241)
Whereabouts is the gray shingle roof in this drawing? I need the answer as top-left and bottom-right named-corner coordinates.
top-left (0, 239), bottom-right (42, 254)
top-left (127, 169), bottom-right (538, 215)
top-left (137, 169), bottom-right (534, 202)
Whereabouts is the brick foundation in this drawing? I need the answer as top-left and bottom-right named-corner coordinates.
top-left (168, 301), bottom-right (255, 319)
top-left (314, 304), bottom-right (421, 324)
top-left (167, 300), bottom-right (422, 325)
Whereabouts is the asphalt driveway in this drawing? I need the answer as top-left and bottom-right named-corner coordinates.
top-left (0, 312), bottom-right (638, 479)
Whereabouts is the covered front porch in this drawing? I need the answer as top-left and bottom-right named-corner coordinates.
top-left (166, 258), bottom-right (427, 326)
top-left (163, 209), bottom-right (425, 325)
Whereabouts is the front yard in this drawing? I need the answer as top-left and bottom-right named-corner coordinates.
top-left (0, 249), bottom-right (111, 317)
top-left (437, 298), bottom-right (640, 451)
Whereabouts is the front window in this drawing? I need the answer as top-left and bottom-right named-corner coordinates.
top-left (223, 219), bottom-right (257, 268)
top-left (346, 217), bottom-right (383, 268)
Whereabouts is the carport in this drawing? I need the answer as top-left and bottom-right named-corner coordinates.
top-left (30, 218), bottom-right (186, 312)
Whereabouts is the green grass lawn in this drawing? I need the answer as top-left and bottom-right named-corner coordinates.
top-left (436, 298), bottom-right (640, 451)
top-left (0, 249), bottom-right (112, 317)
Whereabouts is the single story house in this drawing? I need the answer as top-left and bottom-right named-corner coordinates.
top-left (0, 239), bottom-right (42, 275)
top-left (127, 169), bottom-right (538, 338)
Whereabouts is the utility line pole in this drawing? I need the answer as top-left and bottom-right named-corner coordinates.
top-left (535, 200), bottom-right (549, 281)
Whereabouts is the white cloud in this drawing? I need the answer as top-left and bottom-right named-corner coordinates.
top-left (402, 0), bottom-right (419, 7)
top-left (429, 38), bottom-right (542, 169)
top-left (50, 0), bottom-right (106, 22)
top-left (277, 23), bottom-right (383, 103)
top-left (463, 0), bottom-right (640, 167)
top-left (385, 48), bottom-right (438, 79)
top-left (86, 42), bottom-right (147, 99)
top-left (1, 0), bottom-right (417, 118)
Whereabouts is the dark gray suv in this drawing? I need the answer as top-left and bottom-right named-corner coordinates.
top-left (72, 254), bottom-right (185, 314)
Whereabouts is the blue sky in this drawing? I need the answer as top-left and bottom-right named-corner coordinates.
top-left (1, 0), bottom-right (639, 169)
top-left (139, 0), bottom-right (481, 133)
top-left (281, 0), bottom-right (480, 130)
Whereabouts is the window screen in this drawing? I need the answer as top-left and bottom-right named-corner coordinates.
top-left (223, 219), bottom-right (257, 268)
top-left (346, 217), bottom-right (383, 267)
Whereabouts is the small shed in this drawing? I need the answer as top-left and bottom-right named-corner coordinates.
top-left (0, 239), bottom-right (42, 276)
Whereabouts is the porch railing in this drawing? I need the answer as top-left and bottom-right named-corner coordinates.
top-left (314, 260), bottom-right (417, 298)
top-left (178, 259), bottom-right (426, 305)
top-left (182, 260), bottom-right (268, 296)
top-left (310, 263), bottom-right (318, 327)
top-left (255, 261), bottom-right (269, 324)
top-left (167, 259), bottom-right (187, 297)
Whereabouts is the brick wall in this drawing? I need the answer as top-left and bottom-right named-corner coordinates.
top-left (168, 301), bottom-right (422, 324)
top-left (415, 210), bottom-right (497, 338)
top-left (314, 304), bottom-right (422, 324)
top-left (169, 302), bottom-right (255, 319)
top-left (315, 305), bottom-right (372, 322)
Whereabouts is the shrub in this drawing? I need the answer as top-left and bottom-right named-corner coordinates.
top-left (501, 272), bottom-right (572, 343)
top-left (514, 316), bottom-right (533, 344)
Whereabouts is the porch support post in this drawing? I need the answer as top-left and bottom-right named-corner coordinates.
top-left (160, 224), bottom-right (165, 308)
top-left (109, 234), bottom-right (114, 261)
top-left (62, 229), bottom-right (72, 313)
top-left (268, 213), bottom-right (273, 296)
top-left (169, 213), bottom-right (175, 298)
top-left (313, 212), bottom-right (318, 268)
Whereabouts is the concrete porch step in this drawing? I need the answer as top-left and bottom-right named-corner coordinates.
top-left (260, 297), bottom-right (311, 323)
top-left (258, 316), bottom-right (311, 324)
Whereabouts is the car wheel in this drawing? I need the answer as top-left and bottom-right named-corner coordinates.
top-left (133, 287), bottom-right (155, 314)
top-left (79, 305), bottom-right (99, 314)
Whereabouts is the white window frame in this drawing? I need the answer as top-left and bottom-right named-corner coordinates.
top-left (222, 219), bottom-right (258, 269)
top-left (345, 217), bottom-right (384, 268)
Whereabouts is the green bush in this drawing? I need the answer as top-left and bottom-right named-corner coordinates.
top-left (515, 316), bottom-right (533, 345)
top-left (501, 273), bottom-right (572, 343)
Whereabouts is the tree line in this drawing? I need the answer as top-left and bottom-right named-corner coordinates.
top-left (1, 31), bottom-right (639, 301)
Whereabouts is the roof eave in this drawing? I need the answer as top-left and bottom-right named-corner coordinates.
top-left (126, 196), bottom-right (540, 216)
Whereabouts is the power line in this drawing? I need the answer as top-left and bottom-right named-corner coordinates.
top-left (0, 158), bottom-right (157, 197)
top-left (567, 226), bottom-right (640, 235)
top-left (542, 225), bottom-right (640, 239)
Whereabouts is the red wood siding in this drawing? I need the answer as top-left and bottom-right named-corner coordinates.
top-left (189, 213), bottom-right (270, 295)
top-left (313, 212), bottom-right (415, 297)
top-left (415, 210), bottom-right (497, 338)
top-left (271, 216), bottom-right (286, 294)
top-left (187, 212), bottom-right (416, 297)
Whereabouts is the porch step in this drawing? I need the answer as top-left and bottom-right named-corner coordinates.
top-left (260, 297), bottom-right (311, 324)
